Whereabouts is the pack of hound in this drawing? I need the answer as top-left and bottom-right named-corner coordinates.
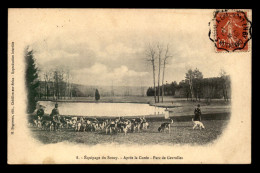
top-left (29, 115), bottom-right (205, 134)
top-left (105, 117), bottom-right (150, 135)
top-left (29, 116), bottom-right (150, 135)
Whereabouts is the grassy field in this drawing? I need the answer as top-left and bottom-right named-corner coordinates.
top-left (29, 114), bottom-right (229, 145)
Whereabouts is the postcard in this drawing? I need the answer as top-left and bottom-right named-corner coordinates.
top-left (7, 8), bottom-right (252, 164)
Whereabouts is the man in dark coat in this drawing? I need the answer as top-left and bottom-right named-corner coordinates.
top-left (192, 104), bottom-right (205, 129)
top-left (51, 103), bottom-right (61, 131)
top-left (194, 104), bottom-right (202, 121)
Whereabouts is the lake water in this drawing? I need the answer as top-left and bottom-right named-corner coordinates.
top-left (38, 101), bottom-right (166, 117)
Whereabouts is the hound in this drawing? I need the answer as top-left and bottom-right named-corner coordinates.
top-left (96, 121), bottom-right (106, 131)
top-left (130, 123), bottom-right (137, 132)
top-left (75, 117), bottom-right (87, 132)
top-left (117, 122), bottom-right (126, 133)
top-left (64, 119), bottom-right (73, 129)
top-left (71, 118), bottom-right (77, 127)
top-left (105, 121), bottom-right (117, 134)
top-left (130, 119), bottom-right (140, 132)
top-left (33, 119), bottom-right (38, 127)
top-left (158, 119), bottom-right (173, 133)
top-left (141, 121), bottom-right (149, 130)
top-left (36, 116), bottom-right (43, 128)
top-left (140, 117), bottom-right (149, 130)
top-left (91, 122), bottom-right (99, 131)
top-left (42, 120), bottom-right (54, 131)
top-left (120, 122), bottom-right (132, 135)
top-left (192, 118), bottom-right (205, 130)
top-left (81, 123), bottom-right (87, 132)
top-left (135, 118), bottom-right (144, 132)
top-left (75, 122), bottom-right (81, 131)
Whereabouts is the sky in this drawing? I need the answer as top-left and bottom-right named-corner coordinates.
top-left (27, 9), bottom-right (234, 87)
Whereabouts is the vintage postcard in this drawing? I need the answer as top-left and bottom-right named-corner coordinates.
top-left (7, 9), bottom-right (252, 164)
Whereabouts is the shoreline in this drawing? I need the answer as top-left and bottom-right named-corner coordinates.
top-left (37, 99), bottom-right (227, 109)
top-left (38, 99), bottom-right (151, 104)
top-left (29, 112), bottom-right (230, 122)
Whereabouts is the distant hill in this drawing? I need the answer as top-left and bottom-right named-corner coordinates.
top-left (37, 81), bottom-right (148, 98)
top-left (72, 83), bottom-right (147, 97)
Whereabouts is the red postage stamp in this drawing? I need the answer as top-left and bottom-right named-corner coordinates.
top-left (209, 10), bottom-right (252, 52)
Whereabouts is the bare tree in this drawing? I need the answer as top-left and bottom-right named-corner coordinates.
top-left (161, 44), bottom-right (172, 103)
top-left (58, 69), bottom-right (65, 99)
top-left (146, 43), bottom-right (157, 103)
top-left (157, 43), bottom-right (163, 103)
top-left (53, 70), bottom-right (59, 100)
top-left (43, 70), bottom-right (53, 100)
top-left (185, 69), bottom-right (195, 101)
top-left (53, 68), bottom-right (65, 100)
top-left (64, 69), bottom-right (72, 99)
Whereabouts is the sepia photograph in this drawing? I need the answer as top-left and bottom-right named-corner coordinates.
top-left (8, 8), bottom-right (252, 164)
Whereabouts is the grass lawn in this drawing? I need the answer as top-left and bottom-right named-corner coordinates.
top-left (29, 119), bottom-right (229, 146)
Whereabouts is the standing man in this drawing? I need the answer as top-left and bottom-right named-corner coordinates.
top-left (192, 104), bottom-right (205, 130)
top-left (50, 103), bottom-right (61, 131)
top-left (194, 104), bottom-right (202, 121)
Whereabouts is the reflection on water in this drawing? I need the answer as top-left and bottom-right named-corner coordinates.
top-left (38, 101), bottom-right (166, 117)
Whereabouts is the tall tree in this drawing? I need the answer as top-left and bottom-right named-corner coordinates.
top-left (53, 70), bottom-right (59, 100)
top-left (65, 69), bottom-right (72, 99)
top-left (193, 68), bottom-right (203, 101)
top-left (185, 69), bottom-right (194, 101)
top-left (53, 68), bottom-right (66, 100)
top-left (25, 47), bottom-right (39, 113)
top-left (185, 68), bottom-right (203, 101)
top-left (43, 71), bottom-right (53, 100)
top-left (170, 81), bottom-right (178, 96)
top-left (157, 43), bottom-right (163, 103)
top-left (161, 44), bottom-right (172, 102)
top-left (146, 43), bottom-right (157, 103)
top-left (219, 69), bottom-right (230, 102)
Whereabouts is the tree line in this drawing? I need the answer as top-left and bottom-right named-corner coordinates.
top-left (146, 68), bottom-right (231, 103)
top-left (36, 69), bottom-right (74, 100)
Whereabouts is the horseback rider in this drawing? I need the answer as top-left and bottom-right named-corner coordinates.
top-left (37, 105), bottom-right (45, 118)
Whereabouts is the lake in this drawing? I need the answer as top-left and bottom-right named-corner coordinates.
top-left (38, 101), bottom-right (167, 117)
